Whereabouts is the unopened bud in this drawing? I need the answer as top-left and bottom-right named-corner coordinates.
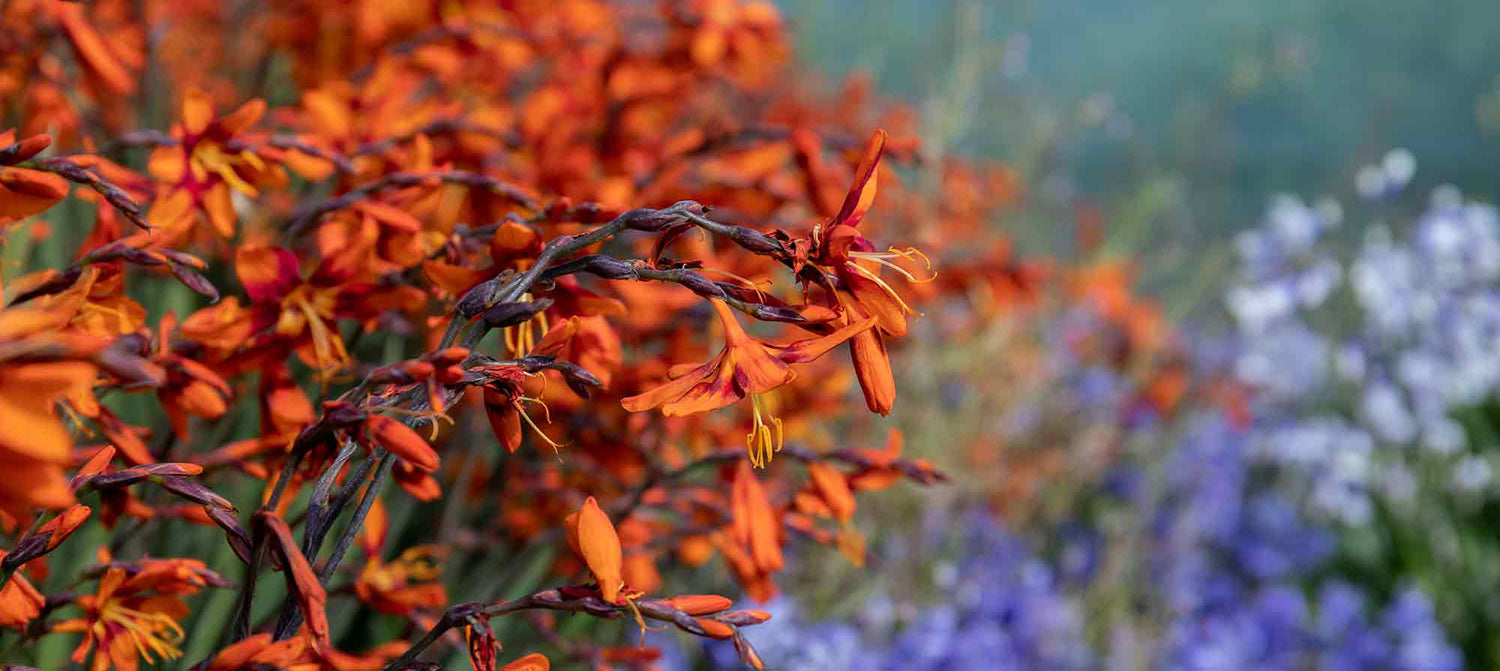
top-left (718, 610), bottom-right (772, 626)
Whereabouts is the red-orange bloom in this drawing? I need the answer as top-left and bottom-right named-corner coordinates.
top-left (719, 460), bottom-right (782, 602)
top-left (622, 298), bottom-right (872, 467)
top-left (798, 129), bottom-right (932, 415)
top-left (54, 560), bottom-right (219, 670)
top-left (234, 244), bottom-right (373, 379)
top-left (147, 89), bottom-right (278, 239)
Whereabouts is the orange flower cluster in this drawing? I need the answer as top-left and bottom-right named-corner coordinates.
top-left (0, 1), bottom-right (1022, 669)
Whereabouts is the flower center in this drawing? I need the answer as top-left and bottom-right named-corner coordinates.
top-left (278, 285), bottom-right (349, 379)
top-left (100, 601), bottom-right (184, 664)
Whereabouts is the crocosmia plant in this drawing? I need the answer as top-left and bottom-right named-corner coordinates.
top-left (0, 1), bottom-right (979, 669)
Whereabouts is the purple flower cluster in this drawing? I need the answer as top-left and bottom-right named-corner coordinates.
top-left (1227, 183), bottom-right (1500, 511)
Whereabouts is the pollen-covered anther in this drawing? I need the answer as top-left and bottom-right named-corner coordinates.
top-left (745, 393), bottom-right (784, 469)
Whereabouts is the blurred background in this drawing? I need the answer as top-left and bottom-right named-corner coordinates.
top-left (783, 0), bottom-right (1500, 305)
top-left (716, 0), bottom-right (1500, 669)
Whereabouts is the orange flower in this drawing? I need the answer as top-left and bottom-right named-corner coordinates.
top-left (153, 312), bottom-right (233, 443)
top-left (805, 463), bottom-right (855, 523)
top-left (147, 88), bottom-right (278, 238)
top-left (796, 129), bottom-right (933, 415)
top-left (730, 460), bottom-right (782, 573)
top-left (54, 562), bottom-right (218, 670)
top-left (622, 298), bottom-right (872, 467)
top-left (718, 460), bottom-right (782, 601)
top-left (54, 2), bottom-right (139, 95)
top-left (355, 546), bottom-right (449, 615)
top-left (234, 244), bottom-right (372, 380)
top-left (565, 496), bottom-right (624, 603)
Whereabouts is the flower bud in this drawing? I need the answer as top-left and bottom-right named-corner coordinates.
top-left (665, 594), bottom-right (732, 615)
top-left (718, 609), bottom-right (772, 626)
top-left (365, 414), bottom-right (440, 472)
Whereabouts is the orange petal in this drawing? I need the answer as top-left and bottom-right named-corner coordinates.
top-left (0, 361), bottom-right (97, 462)
top-left (217, 99), bottom-right (266, 136)
top-left (235, 245), bottom-right (300, 303)
top-left (0, 167), bottom-right (68, 222)
top-left (0, 563), bottom-right (43, 628)
top-left (259, 512), bottom-right (329, 648)
top-left (731, 461), bottom-right (783, 572)
top-left (203, 181), bottom-right (236, 237)
top-left (56, 3), bottom-right (136, 95)
top-left (352, 200), bottom-right (423, 233)
top-left (182, 89), bottom-right (215, 136)
top-left (620, 359), bottom-right (715, 413)
top-left (831, 129), bottom-right (886, 228)
top-left (484, 390), bottom-right (524, 453)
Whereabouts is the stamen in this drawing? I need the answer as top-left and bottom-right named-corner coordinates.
top-left (297, 295), bottom-right (349, 384)
top-left (745, 393), bottom-right (784, 469)
top-left (844, 262), bottom-right (920, 316)
top-left (852, 246), bottom-right (933, 269)
top-left (515, 397), bottom-right (565, 460)
top-left (847, 251), bottom-right (937, 284)
top-left (102, 603), bottom-right (184, 663)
